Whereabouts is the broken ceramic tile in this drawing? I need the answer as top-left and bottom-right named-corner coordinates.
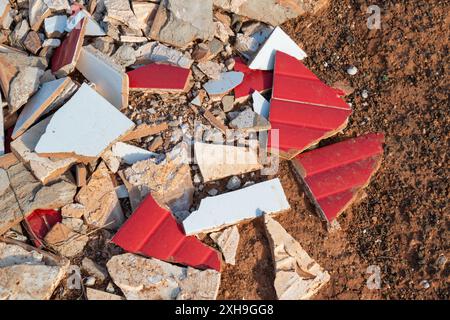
top-left (107, 253), bottom-right (221, 300)
top-left (249, 27), bottom-right (307, 70)
top-left (44, 15), bottom-right (67, 38)
top-left (121, 123), bottom-right (168, 142)
top-left (76, 162), bottom-right (125, 230)
top-left (210, 225), bottom-right (239, 265)
top-left (134, 42), bottom-right (193, 69)
top-left (269, 51), bottom-right (352, 159)
top-left (183, 178), bottom-right (290, 235)
top-left (128, 63), bottom-right (192, 93)
top-left (11, 116), bottom-right (77, 185)
top-left (252, 91), bottom-right (270, 119)
top-left (194, 142), bottom-right (262, 182)
top-left (23, 209), bottom-right (61, 248)
top-left (112, 194), bottom-right (222, 271)
top-left (51, 18), bottom-right (87, 77)
top-left (13, 78), bottom-right (77, 139)
top-left (0, 239), bottom-right (69, 300)
top-left (203, 71), bottom-right (244, 97)
top-left (35, 83), bottom-right (135, 161)
top-left (292, 133), bottom-right (384, 222)
top-left (264, 215), bottom-right (330, 300)
top-left (150, 0), bottom-right (215, 48)
top-left (111, 142), bottom-right (157, 165)
top-left (111, 44), bottom-right (136, 68)
top-left (76, 45), bottom-right (129, 110)
top-left (66, 9), bottom-right (106, 36)
top-left (229, 108), bottom-right (271, 132)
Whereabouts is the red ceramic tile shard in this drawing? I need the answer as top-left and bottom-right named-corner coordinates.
top-left (23, 209), bottom-right (62, 248)
top-left (292, 133), bottom-right (384, 222)
top-left (127, 63), bottom-right (192, 93)
top-left (268, 51), bottom-right (352, 159)
top-left (234, 57), bottom-right (273, 102)
top-left (112, 194), bottom-right (222, 271)
top-left (51, 18), bottom-right (87, 76)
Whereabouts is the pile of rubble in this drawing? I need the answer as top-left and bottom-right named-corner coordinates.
top-left (0, 0), bottom-right (384, 300)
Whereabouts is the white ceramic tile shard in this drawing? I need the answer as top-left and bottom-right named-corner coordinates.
top-left (183, 178), bottom-right (290, 235)
top-left (10, 117), bottom-right (77, 185)
top-left (264, 216), bottom-right (330, 300)
top-left (44, 15), bottom-right (67, 37)
top-left (35, 83), bottom-right (135, 160)
top-left (66, 10), bottom-right (105, 36)
top-left (210, 225), bottom-right (240, 265)
top-left (111, 142), bottom-right (158, 165)
top-left (252, 91), bottom-right (270, 119)
top-left (12, 78), bottom-right (76, 139)
top-left (249, 27), bottom-right (307, 71)
top-left (195, 142), bottom-right (262, 182)
top-left (203, 71), bottom-right (244, 96)
top-left (76, 45), bottom-right (129, 110)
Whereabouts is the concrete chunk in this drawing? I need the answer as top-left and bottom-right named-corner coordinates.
top-left (132, 1), bottom-right (159, 36)
top-left (104, 0), bottom-right (141, 31)
top-left (135, 42), bottom-right (193, 69)
top-left (150, 0), bottom-right (215, 48)
top-left (76, 162), bottom-right (125, 230)
top-left (264, 216), bottom-right (330, 300)
top-left (183, 178), bottom-right (290, 235)
top-left (107, 253), bottom-right (221, 300)
top-left (0, 240), bottom-right (69, 300)
top-left (229, 108), bottom-right (271, 132)
top-left (44, 222), bottom-right (89, 258)
top-left (210, 225), bottom-right (239, 265)
top-left (35, 83), bottom-right (135, 161)
top-left (195, 142), bottom-right (262, 182)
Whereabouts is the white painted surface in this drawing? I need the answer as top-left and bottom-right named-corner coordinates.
top-left (249, 27), bottom-right (307, 71)
top-left (76, 45), bottom-right (128, 110)
top-left (13, 78), bottom-right (72, 139)
top-left (252, 91), bottom-right (270, 119)
top-left (203, 72), bottom-right (244, 96)
top-left (183, 178), bottom-right (290, 235)
top-left (66, 10), bottom-right (105, 36)
top-left (44, 15), bottom-right (67, 36)
top-left (111, 142), bottom-right (157, 165)
top-left (35, 83), bottom-right (135, 158)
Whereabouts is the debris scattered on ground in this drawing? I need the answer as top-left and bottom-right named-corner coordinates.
top-left (0, 0), bottom-right (390, 301)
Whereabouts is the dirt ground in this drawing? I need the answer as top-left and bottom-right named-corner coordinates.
top-left (52, 0), bottom-right (448, 300)
top-left (217, 0), bottom-right (449, 300)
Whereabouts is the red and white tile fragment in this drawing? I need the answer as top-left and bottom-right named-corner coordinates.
top-left (292, 133), bottom-right (385, 222)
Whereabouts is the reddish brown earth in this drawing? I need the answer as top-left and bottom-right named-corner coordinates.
top-left (217, 0), bottom-right (449, 300)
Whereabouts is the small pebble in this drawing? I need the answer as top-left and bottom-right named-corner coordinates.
top-left (362, 89), bottom-right (369, 99)
top-left (347, 65), bottom-right (358, 76)
top-left (208, 188), bottom-right (219, 196)
top-left (84, 276), bottom-right (96, 287)
top-left (420, 280), bottom-right (430, 289)
top-left (226, 176), bottom-right (241, 190)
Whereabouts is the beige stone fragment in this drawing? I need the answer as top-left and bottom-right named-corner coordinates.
top-left (61, 203), bottom-right (86, 219)
top-left (264, 216), bottom-right (330, 300)
top-left (210, 225), bottom-right (240, 265)
top-left (44, 222), bottom-right (89, 258)
top-left (76, 162), bottom-right (124, 230)
top-left (86, 288), bottom-right (123, 300)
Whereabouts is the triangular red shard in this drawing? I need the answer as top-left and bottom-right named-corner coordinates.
top-left (23, 209), bottom-right (62, 248)
top-left (234, 57), bottom-right (273, 102)
top-left (112, 194), bottom-right (222, 271)
top-left (269, 51), bottom-right (352, 159)
top-left (292, 133), bottom-right (384, 222)
top-left (127, 63), bottom-right (191, 93)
